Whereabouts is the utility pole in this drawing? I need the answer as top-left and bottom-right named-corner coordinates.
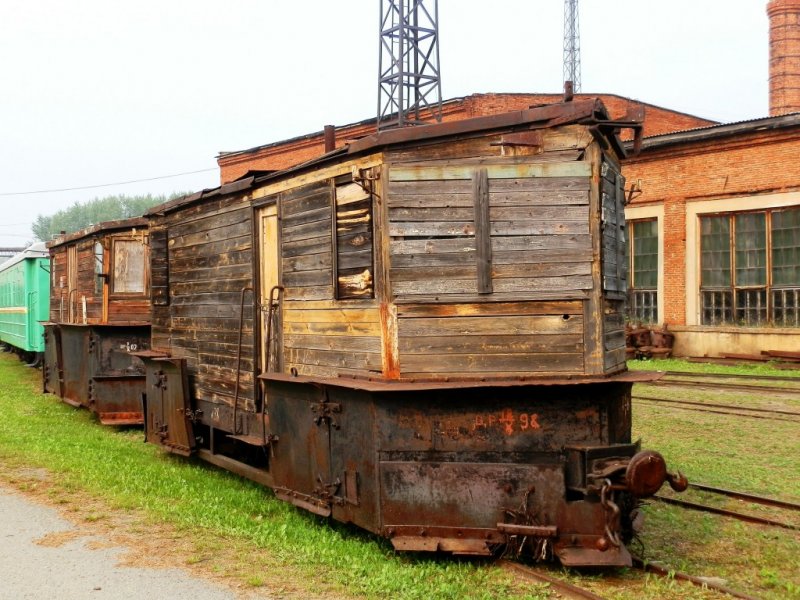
top-left (377, 0), bottom-right (442, 130)
top-left (563, 0), bottom-right (581, 93)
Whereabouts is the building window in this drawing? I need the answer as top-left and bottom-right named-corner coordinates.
top-left (628, 219), bottom-right (658, 323)
top-left (700, 207), bottom-right (800, 327)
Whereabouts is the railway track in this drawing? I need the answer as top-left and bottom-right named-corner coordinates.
top-left (653, 481), bottom-right (800, 532)
top-left (499, 560), bottom-right (605, 599)
top-left (633, 394), bottom-right (800, 423)
top-left (647, 377), bottom-right (800, 395)
top-left (502, 556), bottom-right (765, 599)
top-left (661, 370), bottom-right (800, 384)
top-left (631, 558), bottom-right (760, 600)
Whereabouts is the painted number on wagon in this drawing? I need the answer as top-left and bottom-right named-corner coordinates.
top-left (475, 409), bottom-right (540, 435)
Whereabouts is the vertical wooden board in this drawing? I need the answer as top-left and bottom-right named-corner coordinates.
top-left (583, 144), bottom-right (604, 375)
top-left (473, 168), bottom-right (492, 294)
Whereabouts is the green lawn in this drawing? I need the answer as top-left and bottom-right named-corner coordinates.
top-left (0, 353), bottom-right (797, 599)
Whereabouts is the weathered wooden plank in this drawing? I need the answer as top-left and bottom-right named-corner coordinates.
top-left (390, 237), bottom-right (476, 255)
top-left (169, 235), bottom-right (250, 258)
top-left (390, 262), bottom-right (590, 282)
top-left (280, 188), bottom-right (332, 218)
top-left (283, 334), bottom-right (382, 353)
top-left (399, 352), bottom-right (584, 373)
top-left (282, 307), bottom-right (381, 324)
top-left (171, 263), bottom-right (252, 282)
top-left (391, 149), bottom-right (585, 168)
top-left (392, 274), bottom-right (593, 296)
top-left (286, 347), bottom-right (383, 371)
top-left (281, 218), bottom-right (332, 243)
top-left (283, 252), bottom-right (333, 274)
top-left (167, 208), bottom-right (249, 238)
top-left (388, 204), bottom-right (588, 222)
top-left (398, 334), bottom-right (583, 354)
top-left (171, 249), bottom-right (250, 272)
top-left (282, 269), bottom-right (332, 288)
top-left (388, 162), bottom-right (591, 182)
top-left (388, 176), bottom-right (589, 198)
top-left (398, 314), bottom-right (582, 336)
top-left (396, 300), bottom-right (583, 317)
top-left (282, 319), bottom-right (381, 336)
top-left (169, 220), bottom-right (250, 250)
top-left (281, 235), bottom-right (332, 258)
top-left (389, 220), bottom-right (586, 238)
top-left (283, 285), bottom-right (334, 301)
top-left (281, 205), bottom-right (332, 230)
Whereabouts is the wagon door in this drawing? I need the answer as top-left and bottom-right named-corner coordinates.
top-left (66, 244), bottom-right (78, 322)
top-left (141, 356), bottom-right (195, 456)
top-left (257, 203), bottom-right (281, 376)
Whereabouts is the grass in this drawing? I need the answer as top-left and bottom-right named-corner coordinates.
top-left (0, 353), bottom-right (543, 600)
top-left (627, 356), bottom-right (800, 377)
top-left (628, 358), bottom-right (800, 599)
top-left (1, 352), bottom-right (797, 599)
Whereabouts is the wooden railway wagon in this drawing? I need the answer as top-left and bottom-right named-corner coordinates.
top-left (43, 218), bottom-right (151, 425)
top-left (0, 242), bottom-right (49, 363)
top-left (140, 99), bottom-right (685, 567)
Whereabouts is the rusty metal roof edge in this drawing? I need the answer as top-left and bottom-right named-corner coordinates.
top-left (346, 98), bottom-right (606, 155)
top-left (47, 217), bottom-right (149, 248)
top-left (626, 111), bottom-right (800, 153)
top-left (144, 176), bottom-right (256, 217)
top-left (259, 369), bottom-right (662, 392)
top-left (246, 99), bottom-right (613, 189)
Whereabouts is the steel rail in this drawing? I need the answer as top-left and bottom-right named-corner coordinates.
top-left (632, 558), bottom-right (761, 600)
top-left (633, 394), bottom-right (800, 418)
top-left (647, 378), bottom-right (800, 395)
top-left (653, 495), bottom-right (799, 531)
top-left (499, 560), bottom-right (606, 600)
top-left (688, 483), bottom-right (800, 512)
top-left (661, 370), bottom-right (800, 383)
top-left (634, 396), bottom-right (800, 423)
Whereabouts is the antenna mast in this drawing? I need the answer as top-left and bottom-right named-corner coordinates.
top-left (377, 0), bottom-right (442, 130)
top-left (563, 0), bottom-right (581, 93)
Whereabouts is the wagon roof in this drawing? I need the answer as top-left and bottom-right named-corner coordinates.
top-left (147, 98), bottom-right (627, 217)
top-left (47, 217), bottom-right (149, 249)
top-left (0, 241), bottom-right (49, 271)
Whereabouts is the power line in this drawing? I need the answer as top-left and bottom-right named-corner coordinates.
top-left (0, 168), bottom-right (217, 197)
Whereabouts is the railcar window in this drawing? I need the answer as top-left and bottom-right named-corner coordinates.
top-left (334, 181), bottom-right (374, 299)
top-left (700, 207), bottom-right (800, 326)
top-left (111, 239), bottom-right (146, 294)
top-left (628, 219), bottom-right (658, 323)
top-left (94, 241), bottom-right (104, 295)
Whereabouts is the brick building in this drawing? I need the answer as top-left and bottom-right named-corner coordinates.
top-left (215, 0), bottom-right (800, 358)
top-left (624, 0), bottom-right (800, 356)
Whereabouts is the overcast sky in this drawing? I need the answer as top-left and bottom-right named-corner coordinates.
top-left (0, 0), bottom-right (769, 247)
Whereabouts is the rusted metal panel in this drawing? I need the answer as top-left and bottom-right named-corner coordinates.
top-left (141, 356), bottom-right (196, 456)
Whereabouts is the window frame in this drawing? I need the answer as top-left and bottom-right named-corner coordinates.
top-left (699, 207), bottom-right (800, 327)
top-left (109, 236), bottom-right (149, 297)
top-left (628, 218), bottom-right (659, 324)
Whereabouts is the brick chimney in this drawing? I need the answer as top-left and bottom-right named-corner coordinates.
top-left (768, 0), bottom-right (800, 115)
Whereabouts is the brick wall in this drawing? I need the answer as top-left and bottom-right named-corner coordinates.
top-left (624, 126), bottom-right (800, 326)
top-left (769, 0), bottom-right (800, 115)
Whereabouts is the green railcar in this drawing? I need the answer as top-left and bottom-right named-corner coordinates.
top-left (0, 242), bottom-right (50, 359)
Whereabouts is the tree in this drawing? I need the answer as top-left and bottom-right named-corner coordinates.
top-left (32, 192), bottom-right (188, 242)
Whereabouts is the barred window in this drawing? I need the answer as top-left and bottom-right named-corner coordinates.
top-left (628, 219), bottom-right (658, 323)
top-left (700, 207), bottom-right (800, 327)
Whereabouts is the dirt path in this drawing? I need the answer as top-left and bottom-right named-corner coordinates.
top-left (0, 482), bottom-right (272, 600)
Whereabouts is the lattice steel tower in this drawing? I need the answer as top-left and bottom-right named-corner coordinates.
top-left (563, 0), bottom-right (581, 93)
top-left (377, 0), bottom-right (442, 130)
